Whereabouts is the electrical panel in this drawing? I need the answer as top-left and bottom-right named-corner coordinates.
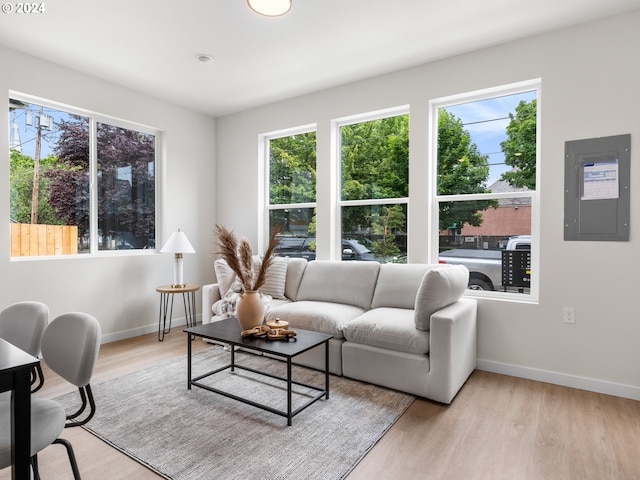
top-left (564, 134), bottom-right (630, 241)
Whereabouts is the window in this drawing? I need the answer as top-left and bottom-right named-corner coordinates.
top-left (338, 109), bottom-right (409, 263)
top-left (9, 94), bottom-right (157, 257)
top-left (265, 128), bottom-right (317, 258)
top-left (432, 80), bottom-right (539, 297)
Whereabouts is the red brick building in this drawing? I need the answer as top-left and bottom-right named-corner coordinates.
top-left (441, 181), bottom-right (531, 250)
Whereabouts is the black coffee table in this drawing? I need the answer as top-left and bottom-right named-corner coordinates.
top-left (184, 318), bottom-right (333, 425)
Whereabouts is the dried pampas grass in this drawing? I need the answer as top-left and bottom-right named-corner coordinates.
top-left (214, 224), bottom-right (281, 292)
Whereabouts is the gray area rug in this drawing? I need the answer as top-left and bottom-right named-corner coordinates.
top-left (56, 344), bottom-right (414, 480)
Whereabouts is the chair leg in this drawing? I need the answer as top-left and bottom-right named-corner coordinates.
top-left (32, 454), bottom-right (41, 480)
top-left (31, 364), bottom-right (45, 393)
top-left (65, 385), bottom-right (96, 427)
top-left (53, 438), bottom-right (82, 480)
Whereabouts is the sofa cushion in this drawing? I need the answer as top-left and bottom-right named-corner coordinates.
top-left (344, 307), bottom-right (430, 355)
top-left (296, 261), bottom-right (380, 310)
top-left (266, 300), bottom-right (366, 339)
top-left (283, 257), bottom-right (307, 301)
top-left (258, 257), bottom-right (288, 300)
top-left (372, 263), bottom-right (435, 309)
top-left (414, 264), bottom-right (469, 331)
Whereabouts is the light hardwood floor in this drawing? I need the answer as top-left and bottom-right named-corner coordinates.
top-left (3, 330), bottom-right (640, 480)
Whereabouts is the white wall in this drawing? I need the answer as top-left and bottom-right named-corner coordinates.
top-left (215, 11), bottom-right (640, 398)
top-left (1, 46), bottom-right (217, 342)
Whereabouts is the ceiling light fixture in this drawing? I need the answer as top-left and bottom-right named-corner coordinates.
top-left (196, 54), bottom-right (214, 66)
top-left (247, 0), bottom-right (292, 17)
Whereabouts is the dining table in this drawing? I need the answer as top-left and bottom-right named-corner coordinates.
top-left (0, 337), bottom-right (39, 480)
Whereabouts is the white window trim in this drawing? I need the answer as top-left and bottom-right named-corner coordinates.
top-left (428, 79), bottom-right (541, 303)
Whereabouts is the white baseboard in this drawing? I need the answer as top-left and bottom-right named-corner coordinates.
top-left (476, 359), bottom-right (640, 401)
top-left (100, 313), bottom-right (202, 344)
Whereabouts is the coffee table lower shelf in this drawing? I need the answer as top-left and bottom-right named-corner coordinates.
top-left (189, 360), bottom-right (328, 426)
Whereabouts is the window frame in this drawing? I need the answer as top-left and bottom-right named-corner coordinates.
top-left (9, 91), bottom-right (160, 259)
top-left (261, 124), bottom-right (318, 252)
top-left (428, 79), bottom-right (541, 302)
top-left (334, 105), bottom-right (410, 261)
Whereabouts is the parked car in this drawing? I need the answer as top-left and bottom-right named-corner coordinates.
top-left (341, 238), bottom-right (376, 261)
top-left (274, 237), bottom-right (376, 261)
top-left (274, 236), bottom-right (316, 260)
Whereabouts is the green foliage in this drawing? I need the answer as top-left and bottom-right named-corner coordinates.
top-left (9, 150), bottom-right (63, 225)
top-left (341, 115), bottom-right (409, 201)
top-left (269, 132), bottom-right (316, 205)
top-left (500, 99), bottom-right (537, 189)
top-left (269, 132), bottom-right (316, 245)
top-left (437, 109), bottom-right (496, 231)
top-left (341, 115), bottom-right (409, 244)
top-left (370, 204), bottom-right (404, 260)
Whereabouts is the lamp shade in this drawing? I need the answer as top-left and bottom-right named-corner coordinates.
top-left (160, 230), bottom-right (195, 254)
top-left (247, 0), bottom-right (291, 17)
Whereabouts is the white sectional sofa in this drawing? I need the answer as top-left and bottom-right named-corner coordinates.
top-left (202, 259), bottom-right (477, 404)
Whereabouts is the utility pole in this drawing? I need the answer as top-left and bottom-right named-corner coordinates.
top-left (30, 105), bottom-right (43, 224)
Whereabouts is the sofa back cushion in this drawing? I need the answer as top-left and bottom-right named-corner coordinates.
top-left (372, 263), bottom-right (436, 309)
top-left (284, 257), bottom-right (308, 301)
top-left (296, 261), bottom-right (380, 310)
top-left (414, 264), bottom-right (469, 331)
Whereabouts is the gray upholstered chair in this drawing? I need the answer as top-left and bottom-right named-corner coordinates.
top-left (41, 312), bottom-right (101, 427)
top-left (0, 311), bottom-right (101, 480)
top-left (0, 301), bottom-right (49, 392)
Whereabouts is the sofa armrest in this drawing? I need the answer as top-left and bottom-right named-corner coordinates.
top-left (427, 297), bottom-right (477, 403)
top-left (202, 283), bottom-right (221, 325)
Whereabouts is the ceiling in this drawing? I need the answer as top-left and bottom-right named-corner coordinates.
top-left (1, 0), bottom-right (639, 117)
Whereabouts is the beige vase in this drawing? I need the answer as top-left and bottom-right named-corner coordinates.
top-left (236, 291), bottom-right (265, 331)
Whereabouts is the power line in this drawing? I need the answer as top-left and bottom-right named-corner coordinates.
top-left (461, 116), bottom-right (510, 126)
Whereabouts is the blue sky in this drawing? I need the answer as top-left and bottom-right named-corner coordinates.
top-left (446, 90), bottom-right (536, 186)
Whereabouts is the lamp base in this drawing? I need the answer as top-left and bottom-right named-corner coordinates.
top-left (172, 254), bottom-right (185, 289)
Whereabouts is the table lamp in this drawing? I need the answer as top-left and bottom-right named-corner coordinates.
top-left (160, 229), bottom-right (195, 288)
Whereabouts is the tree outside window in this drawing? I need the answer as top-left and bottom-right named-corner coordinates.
top-left (339, 112), bottom-right (409, 263)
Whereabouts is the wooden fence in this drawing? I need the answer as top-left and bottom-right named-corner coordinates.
top-left (10, 223), bottom-right (78, 257)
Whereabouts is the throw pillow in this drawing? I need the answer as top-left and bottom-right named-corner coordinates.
top-left (258, 257), bottom-right (288, 300)
top-left (217, 277), bottom-right (243, 319)
top-left (214, 259), bottom-right (237, 297)
top-left (414, 264), bottom-right (469, 331)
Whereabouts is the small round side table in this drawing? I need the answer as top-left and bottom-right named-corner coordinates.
top-left (156, 284), bottom-right (200, 341)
